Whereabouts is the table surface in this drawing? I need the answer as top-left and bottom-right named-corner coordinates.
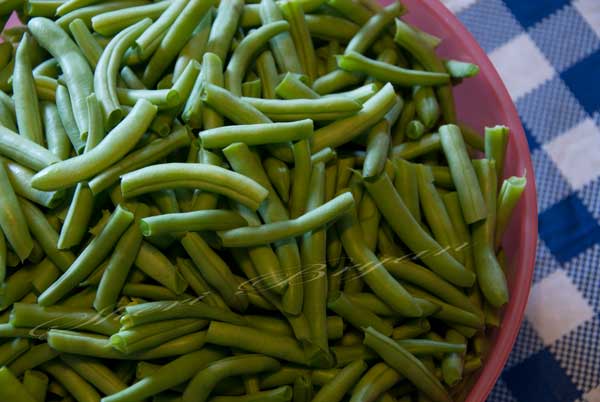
top-left (438, 1), bottom-right (600, 401)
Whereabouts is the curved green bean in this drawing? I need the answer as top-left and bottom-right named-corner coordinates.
top-left (495, 175), bottom-right (526, 249)
top-left (91, 1), bottom-right (170, 36)
top-left (0, 163), bottom-right (32, 262)
top-left (55, 84), bottom-right (86, 153)
top-left (260, 0), bottom-right (302, 74)
top-left (206, 0), bottom-right (244, 63)
top-left (0, 367), bottom-right (37, 402)
top-left (275, 73), bottom-right (319, 99)
top-left (140, 209), bottom-right (247, 237)
top-left (68, 18), bottom-right (102, 69)
top-left (0, 125), bottom-right (60, 172)
top-left (305, 14), bottom-right (359, 42)
top-left (311, 359), bottom-right (367, 402)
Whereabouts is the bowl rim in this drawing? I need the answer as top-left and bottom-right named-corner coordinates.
top-left (408, 1), bottom-right (539, 400)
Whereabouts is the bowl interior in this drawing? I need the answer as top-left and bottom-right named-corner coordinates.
top-left (398, 1), bottom-right (538, 400)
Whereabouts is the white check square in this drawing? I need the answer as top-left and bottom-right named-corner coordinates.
top-left (525, 270), bottom-right (595, 345)
top-left (440, 0), bottom-right (478, 13)
top-left (544, 119), bottom-right (600, 190)
top-left (489, 33), bottom-right (555, 100)
top-left (574, 0), bottom-right (600, 38)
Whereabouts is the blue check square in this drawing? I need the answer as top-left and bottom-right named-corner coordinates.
top-left (503, 0), bottom-right (570, 29)
top-left (562, 50), bottom-right (600, 116)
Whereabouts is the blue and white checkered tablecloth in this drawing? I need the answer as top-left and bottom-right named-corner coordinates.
top-left (438, 0), bottom-right (600, 401)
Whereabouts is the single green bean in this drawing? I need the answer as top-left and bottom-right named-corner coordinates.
top-left (9, 302), bottom-right (119, 335)
top-left (458, 122), bottom-right (485, 151)
top-left (134, 241), bottom-right (187, 294)
top-left (312, 83), bottom-right (396, 152)
top-left (22, 370), bottom-right (48, 402)
top-left (91, 1), bottom-right (170, 37)
top-left (37, 205), bottom-right (134, 306)
top-left (40, 102), bottom-right (71, 161)
top-left (328, 291), bottom-right (393, 335)
top-left (312, 69), bottom-right (363, 95)
top-left (256, 51), bottom-right (279, 99)
top-left (484, 125), bottom-right (510, 184)
top-left (264, 157), bottom-right (291, 203)
top-left (183, 355), bottom-right (281, 402)
top-left (472, 159), bottom-right (509, 307)
top-left (32, 99), bottom-right (157, 191)
top-left (140, 209), bottom-right (247, 237)
top-left (225, 21), bottom-right (290, 96)
top-left (290, 139), bottom-right (312, 218)
top-left (337, 52), bottom-right (450, 87)
top-left (173, 10), bottom-right (213, 80)
top-left (441, 330), bottom-right (465, 386)
top-left (243, 96), bottom-right (362, 121)
top-left (350, 363), bottom-right (402, 402)
top-left (0, 162), bottom-right (33, 262)
top-left (242, 79), bottom-right (263, 98)
top-left (392, 318), bottom-right (431, 340)
top-left (59, 354), bottom-right (126, 396)
top-left (391, 133), bottom-right (441, 160)
top-left (176, 258), bottom-right (230, 309)
top-left (275, 73), bottom-right (319, 99)
top-left (206, 0), bottom-right (244, 63)
top-left (8, 343), bottom-right (59, 376)
top-left (311, 359), bottom-right (367, 402)
top-left (495, 175), bottom-right (526, 249)
top-left (1, 157), bottom-right (66, 208)
top-left (444, 60), bottom-right (480, 78)
top-left (280, 0), bottom-right (317, 82)
top-left (14, 33), bottom-right (44, 145)
top-left (69, 19), bottom-right (102, 69)
top-left (55, 84), bottom-right (86, 153)
top-left (304, 14), bottom-right (359, 42)
top-left (393, 158), bottom-right (420, 221)
top-left (0, 125), bottom-right (60, 172)
top-left (0, 337), bottom-right (31, 366)
top-left (29, 17), bottom-right (93, 137)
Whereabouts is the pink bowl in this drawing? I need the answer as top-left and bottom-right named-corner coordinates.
top-left (392, 0), bottom-right (538, 400)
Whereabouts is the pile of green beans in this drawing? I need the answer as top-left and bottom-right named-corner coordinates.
top-left (0, 1), bottom-right (527, 401)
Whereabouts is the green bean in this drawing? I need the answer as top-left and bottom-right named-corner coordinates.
top-left (88, 123), bottom-right (190, 195)
top-left (38, 205), bottom-right (134, 306)
top-left (209, 386), bottom-right (292, 402)
top-left (439, 124), bottom-right (487, 224)
top-left (312, 359), bottom-right (367, 402)
top-left (176, 258), bottom-right (229, 309)
top-left (39, 102), bottom-right (70, 161)
top-left (350, 363), bottom-right (401, 402)
top-left (0, 162), bottom-right (33, 262)
top-left (363, 327), bottom-right (451, 402)
top-left (19, 198), bottom-right (76, 272)
top-left (142, 0), bottom-right (212, 88)
top-left (0, 264), bottom-right (36, 309)
top-left (392, 318), bottom-right (431, 340)
top-left (415, 164), bottom-right (462, 261)
top-left (0, 125), bottom-right (61, 173)
top-left (405, 119), bottom-right (425, 140)
top-left (263, 158), bottom-right (291, 203)
top-left (9, 302), bottom-right (119, 335)
top-left (393, 158), bottom-right (420, 221)
top-left (336, 210), bottom-right (421, 316)
top-left (111, 318), bottom-right (207, 354)
top-left (183, 355), bottom-right (280, 402)
top-left (122, 300), bottom-right (245, 329)
top-left (363, 173), bottom-right (474, 287)
top-left (0, 229), bottom-right (4, 283)
top-left (472, 159), bottom-right (509, 307)
top-left (0, 91), bottom-right (16, 132)
top-left (91, 1), bottom-right (169, 37)
top-left (280, 0), bottom-right (317, 82)
top-left (8, 342), bottom-right (58, 376)
top-left (117, 87), bottom-right (180, 109)
top-left (275, 73), bottom-right (319, 99)
top-left (32, 99), bottom-right (157, 191)
top-left (413, 84), bottom-right (440, 133)
top-left (290, 139), bottom-right (312, 218)
top-left (32, 75), bottom-right (57, 102)
top-left (310, 148), bottom-right (336, 166)
top-left (260, 0), bottom-right (302, 74)
top-left (255, 51), bottom-right (279, 100)
top-left (95, 19), bottom-right (152, 128)
top-left (495, 175), bottom-right (526, 249)
top-left (173, 11), bottom-right (213, 80)
top-left (22, 370), bottom-right (48, 402)
top-left (444, 60), bottom-right (479, 79)
top-left (133, 241), bottom-right (187, 294)
top-left (305, 14), bottom-right (359, 42)
top-left (139, 209), bottom-right (247, 237)
top-left (120, 67), bottom-right (145, 90)
top-left (29, 17), bottom-right (93, 138)
top-left (219, 192), bottom-right (354, 247)
top-left (58, 355), bottom-right (125, 396)
top-left (441, 330), bottom-right (465, 387)
top-left (14, 33), bottom-right (44, 145)
top-left (328, 291), bottom-right (393, 335)
top-left (30, 259), bottom-right (61, 295)
top-left (39, 361), bottom-right (100, 402)
top-left (382, 258), bottom-right (478, 314)
top-left (392, 132), bottom-right (440, 160)
top-left (242, 79), bottom-right (262, 98)
top-left (69, 19), bottom-right (102, 69)
top-left (201, 118), bottom-right (312, 148)
top-left (484, 125), bottom-right (509, 184)
top-left (337, 52), bottom-right (450, 87)
top-left (0, 157), bottom-right (65, 209)
top-left (32, 59), bottom-right (60, 79)
top-left (222, 142), bottom-right (303, 314)
top-left (55, 84), bottom-right (86, 154)
top-left (181, 232), bottom-right (249, 311)
top-left (206, 0), bottom-right (244, 63)
top-left (362, 121), bottom-right (390, 180)
top-left (0, 337), bottom-right (30, 366)
top-left (260, 366), bottom-right (309, 388)
top-left (206, 321), bottom-right (306, 364)
top-left (0, 366), bottom-right (37, 402)
top-left (243, 96), bottom-right (362, 121)
top-left (394, 19), bottom-right (456, 124)
top-left (226, 21), bottom-right (290, 96)
top-left (345, 2), bottom-right (404, 55)
top-left (312, 69), bottom-right (363, 95)
top-left (299, 162), bottom-right (329, 354)
top-left (312, 83), bottom-right (396, 152)
top-left (458, 122), bottom-right (485, 151)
